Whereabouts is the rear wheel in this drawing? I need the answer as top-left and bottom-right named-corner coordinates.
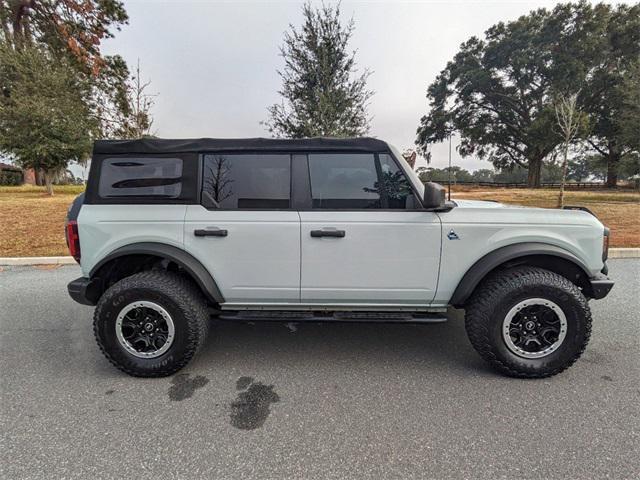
top-left (94, 271), bottom-right (209, 377)
top-left (465, 267), bottom-right (591, 378)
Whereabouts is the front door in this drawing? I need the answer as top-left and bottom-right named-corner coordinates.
top-left (184, 153), bottom-right (300, 305)
top-left (299, 152), bottom-right (441, 306)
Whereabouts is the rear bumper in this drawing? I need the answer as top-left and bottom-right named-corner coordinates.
top-left (589, 275), bottom-right (614, 300)
top-left (67, 277), bottom-right (99, 306)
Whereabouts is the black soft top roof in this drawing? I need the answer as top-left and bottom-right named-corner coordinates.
top-left (93, 137), bottom-right (390, 155)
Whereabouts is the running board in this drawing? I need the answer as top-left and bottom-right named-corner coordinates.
top-left (216, 310), bottom-right (448, 324)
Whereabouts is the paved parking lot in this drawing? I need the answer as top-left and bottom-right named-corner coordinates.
top-left (1, 259), bottom-right (639, 479)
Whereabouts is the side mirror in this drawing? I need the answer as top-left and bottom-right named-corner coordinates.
top-left (423, 182), bottom-right (446, 209)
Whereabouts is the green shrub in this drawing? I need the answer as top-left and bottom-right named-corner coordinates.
top-left (0, 170), bottom-right (22, 186)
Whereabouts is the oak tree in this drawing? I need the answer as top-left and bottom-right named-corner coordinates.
top-left (0, 44), bottom-right (98, 194)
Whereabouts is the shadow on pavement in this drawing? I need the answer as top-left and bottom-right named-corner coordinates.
top-left (196, 308), bottom-right (491, 376)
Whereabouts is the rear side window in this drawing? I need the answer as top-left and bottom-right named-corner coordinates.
top-left (99, 157), bottom-right (183, 198)
top-left (202, 154), bottom-right (291, 209)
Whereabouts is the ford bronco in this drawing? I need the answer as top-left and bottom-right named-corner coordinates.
top-left (66, 137), bottom-right (613, 378)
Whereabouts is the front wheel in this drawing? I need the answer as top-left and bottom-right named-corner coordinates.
top-left (94, 271), bottom-right (210, 377)
top-left (465, 266), bottom-right (592, 378)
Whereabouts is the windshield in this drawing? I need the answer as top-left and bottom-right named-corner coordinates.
top-left (388, 144), bottom-right (425, 200)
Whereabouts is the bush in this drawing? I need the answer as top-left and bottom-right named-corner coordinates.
top-left (0, 170), bottom-right (22, 186)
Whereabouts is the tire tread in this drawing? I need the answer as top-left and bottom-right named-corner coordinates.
top-left (465, 266), bottom-right (592, 378)
top-left (93, 270), bottom-right (209, 377)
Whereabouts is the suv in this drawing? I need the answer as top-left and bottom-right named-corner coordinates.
top-left (66, 137), bottom-right (613, 378)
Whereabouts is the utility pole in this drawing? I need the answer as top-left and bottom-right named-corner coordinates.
top-left (448, 134), bottom-right (452, 201)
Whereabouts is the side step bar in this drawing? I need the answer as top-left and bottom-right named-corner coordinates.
top-left (216, 310), bottom-right (448, 324)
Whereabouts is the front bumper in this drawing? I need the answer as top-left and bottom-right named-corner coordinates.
top-left (588, 275), bottom-right (614, 300)
top-left (67, 277), bottom-right (99, 306)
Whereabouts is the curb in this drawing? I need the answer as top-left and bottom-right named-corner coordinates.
top-left (0, 256), bottom-right (77, 266)
top-left (609, 248), bottom-right (640, 259)
top-left (1, 248), bottom-right (639, 265)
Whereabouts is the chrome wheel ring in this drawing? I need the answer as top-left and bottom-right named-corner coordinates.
top-left (115, 301), bottom-right (175, 359)
top-left (502, 298), bottom-right (567, 359)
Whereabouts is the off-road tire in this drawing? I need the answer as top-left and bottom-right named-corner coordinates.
top-left (465, 266), bottom-right (592, 378)
top-left (94, 271), bottom-right (209, 377)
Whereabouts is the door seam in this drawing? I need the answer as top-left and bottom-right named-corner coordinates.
top-left (297, 210), bottom-right (302, 302)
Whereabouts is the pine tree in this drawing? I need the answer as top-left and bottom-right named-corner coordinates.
top-left (264, 2), bottom-right (373, 138)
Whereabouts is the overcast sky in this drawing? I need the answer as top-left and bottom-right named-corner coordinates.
top-left (100, 0), bottom-right (621, 172)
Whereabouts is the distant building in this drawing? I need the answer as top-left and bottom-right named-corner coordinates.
top-left (0, 162), bottom-right (24, 185)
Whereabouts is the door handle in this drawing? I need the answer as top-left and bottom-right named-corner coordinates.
top-left (194, 228), bottom-right (228, 237)
top-left (310, 229), bottom-right (346, 238)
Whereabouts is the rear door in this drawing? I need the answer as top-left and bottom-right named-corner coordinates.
top-left (184, 153), bottom-right (300, 305)
top-left (299, 152), bottom-right (441, 306)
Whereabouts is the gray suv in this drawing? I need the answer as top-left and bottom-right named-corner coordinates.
top-left (66, 137), bottom-right (613, 378)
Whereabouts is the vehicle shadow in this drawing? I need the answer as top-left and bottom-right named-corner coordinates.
top-left (196, 308), bottom-right (492, 377)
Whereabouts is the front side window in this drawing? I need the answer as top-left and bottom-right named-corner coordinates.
top-left (308, 153), bottom-right (381, 209)
top-left (202, 154), bottom-right (291, 209)
top-left (308, 153), bottom-right (416, 209)
top-left (99, 157), bottom-right (183, 198)
top-left (377, 153), bottom-right (416, 209)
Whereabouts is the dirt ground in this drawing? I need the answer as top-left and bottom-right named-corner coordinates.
top-left (451, 186), bottom-right (639, 248)
top-left (0, 184), bottom-right (638, 257)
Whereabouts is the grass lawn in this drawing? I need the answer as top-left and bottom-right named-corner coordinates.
top-left (0, 184), bottom-right (638, 257)
top-left (451, 186), bottom-right (639, 248)
top-left (0, 185), bottom-right (85, 257)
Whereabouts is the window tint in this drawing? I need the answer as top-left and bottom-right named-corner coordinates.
top-left (308, 154), bottom-right (380, 209)
top-left (308, 153), bottom-right (416, 209)
top-left (99, 157), bottom-right (183, 198)
top-left (378, 153), bottom-right (418, 209)
top-left (202, 154), bottom-right (290, 209)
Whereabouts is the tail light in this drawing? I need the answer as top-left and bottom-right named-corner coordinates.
top-left (602, 227), bottom-right (610, 262)
top-left (65, 220), bottom-right (81, 263)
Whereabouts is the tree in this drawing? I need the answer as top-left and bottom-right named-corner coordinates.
top-left (0, 44), bottom-right (98, 194)
top-left (619, 153), bottom-right (640, 182)
top-left (264, 2), bottom-right (373, 138)
top-left (416, 166), bottom-right (474, 184)
top-left (571, 154), bottom-right (609, 181)
top-left (567, 158), bottom-right (592, 182)
top-left (2, 0), bottom-right (127, 70)
top-left (554, 93), bottom-right (587, 207)
top-left (416, 7), bottom-right (566, 187)
top-left (1, 0), bottom-right (132, 137)
top-left (416, 2), bottom-right (640, 188)
top-left (581, 3), bottom-right (640, 188)
top-left (113, 60), bottom-right (156, 139)
top-left (618, 61), bottom-right (640, 156)
top-left (471, 169), bottom-right (495, 182)
top-left (203, 155), bottom-right (234, 206)
top-left (494, 166), bottom-right (530, 184)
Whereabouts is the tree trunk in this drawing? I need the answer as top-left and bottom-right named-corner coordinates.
top-left (35, 169), bottom-right (45, 186)
top-left (605, 152), bottom-right (620, 188)
top-left (527, 158), bottom-right (542, 188)
top-left (557, 144), bottom-right (569, 208)
top-left (43, 172), bottom-right (54, 196)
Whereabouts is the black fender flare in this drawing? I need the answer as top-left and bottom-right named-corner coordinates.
top-left (90, 242), bottom-right (225, 304)
top-left (449, 242), bottom-right (591, 307)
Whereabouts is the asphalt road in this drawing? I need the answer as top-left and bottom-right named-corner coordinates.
top-left (1, 260), bottom-right (639, 479)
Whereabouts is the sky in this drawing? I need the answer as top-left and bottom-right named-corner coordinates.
top-left (99, 0), bottom-right (620, 172)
